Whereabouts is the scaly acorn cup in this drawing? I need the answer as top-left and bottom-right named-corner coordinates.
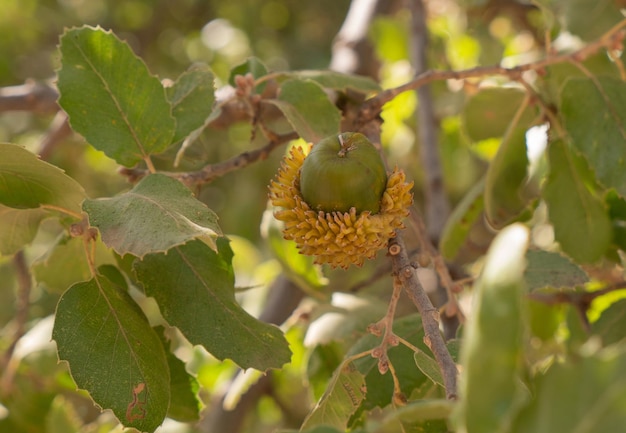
top-left (269, 132), bottom-right (414, 269)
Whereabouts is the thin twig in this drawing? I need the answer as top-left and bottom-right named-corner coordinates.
top-left (358, 19), bottom-right (626, 125)
top-left (407, 208), bottom-right (464, 322)
top-left (388, 235), bottom-right (457, 400)
top-left (39, 204), bottom-right (83, 220)
top-left (0, 251), bottom-right (32, 397)
top-left (528, 281), bottom-right (626, 306)
top-left (517, 78), bottom-right (566, 138)
top-left (367, 277), bottom-right (402, 370)
top-left (0, 80), bottom-right (59, 114)
top-left (119, 131), bottom-right (299, 185)
top-left (38, 111), bottom-right (72, 160)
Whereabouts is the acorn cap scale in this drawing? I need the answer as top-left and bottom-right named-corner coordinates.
top-left (299, 132), bottom-right (388, 214)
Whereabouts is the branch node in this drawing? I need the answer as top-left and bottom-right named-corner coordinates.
top-left (367, 322), bottom-right (383, 336)
top-left (387, 334), bottom-right (399, 347)
top-left (372, 347), bottom-right (384, 359)
top-left (402, 266), bottom-right (413, 279)
top-left (423, 335), bottom-right (433, 351)
top-left (388, 243), bottom-right (401, 256)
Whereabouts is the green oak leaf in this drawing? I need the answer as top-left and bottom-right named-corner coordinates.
top-left (455, 224), bottom-right (529, 433)
top-left (83, 174), bottom-right (221, 258)
top-left (462, 88), bottom-right (537, 142)
top-left (269, 79), bottom-right (341, 143)
top-left (484, 126), bottom-right (530, 228)
top-left (512, 346), bottom-right (626, 432)
top-left (133, 239), bottom-right (291, 371)
top-left (33, 235), bottom-right (117, 293)
top-left (57, 26), bottom-right (176, 167)
top-left (562, 0), bottom-right (623, 41)
top-left (167, 64), bottom-right (215, 144)
top-left (523, 249), bottom-right (589, 291)
top-left (0, 205), bottom-right (47, 256)
top-left (560, 77), bottom-right (626, 196)
top-left (300, 361), bottom-right (366, 431)
top-left (52, 267), bottom-right (170, 433)
top-left (543, 139), bottom-right (612, 263)
top-left (0, 143), bottom-right (86, 213)
top-left (154, 326), bottom-right (202, 422)
top-left (439, 178), bottom-right (486, 262)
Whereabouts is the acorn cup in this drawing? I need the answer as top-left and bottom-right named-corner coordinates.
top-left (269, 132), bottom-right (413, 269)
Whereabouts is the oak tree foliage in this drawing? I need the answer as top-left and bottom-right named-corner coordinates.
top-left (0, 1), bottom-right (625, 432)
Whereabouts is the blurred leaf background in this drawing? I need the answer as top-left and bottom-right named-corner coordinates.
top-left (1, 0), bottom-right (625, 432)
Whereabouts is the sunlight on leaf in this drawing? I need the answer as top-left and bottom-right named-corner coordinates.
top-left (33, 236), bottom-right (117, 293)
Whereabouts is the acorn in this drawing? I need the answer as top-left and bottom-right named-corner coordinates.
top-left (299, 132), bottom-right (388, 214)
top-left (268, 133), bottom-right (413, 269)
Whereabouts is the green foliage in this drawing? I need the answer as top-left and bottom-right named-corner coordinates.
top-left (512, 346), bottom-right (626, 432)
top-left (1, 3), bottom-right (626, 433)
top-left (300, 361), bottom-right (367, 431)
top-left (0, 143), bottom-right (86, 212)
top-left (438, 179), bottom-right (485, 262)
top-left (155, 326), bottom-right (202, 422)
top-left (167, 64), bottom-right (216, 144)
top-left (134, 239), bottom-right (291, 370)
top-left (560, 77), bottom-right (626, 196)
top-left (462, 88), bottom-right (536, 142)
top-left (83, 173), bottom-right (221, 257)
top-left (57, 27), bottom-right (177, 168)
top-left (484, 126), bottom-right (531, 228)
top-left (52, 267), bottom-right (170, 432)
top-left (270, 79), bottom-right (341, 143)
top-left (543, 139), bottom-right (612, 263)
top-left (523, 250), bottom-right (589, 291)
top-left (455, 224), bottom-right (529, 433)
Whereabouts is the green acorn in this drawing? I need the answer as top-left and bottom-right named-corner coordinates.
top-left (299, 132), bottom-right (388, 214)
